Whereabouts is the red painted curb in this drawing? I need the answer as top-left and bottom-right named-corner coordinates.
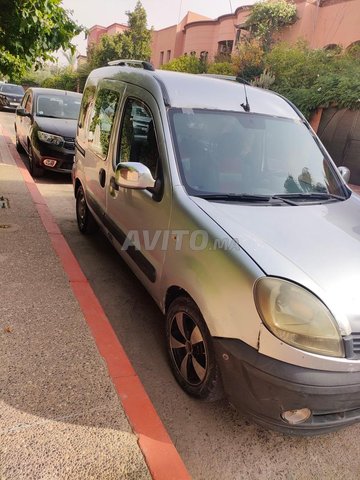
top-left (3, 131), bottom-right (191, 480)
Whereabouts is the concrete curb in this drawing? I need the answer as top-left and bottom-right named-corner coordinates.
top-left (3, 129), bottom-right (191, 480)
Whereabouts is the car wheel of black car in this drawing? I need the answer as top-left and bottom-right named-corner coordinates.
top-left (28, 143), bottom-right (44, 178)
top-left (15, 133), bottom-right (24, 153)
top-left (166, 295), bottom-right (223, 401)
top-left (76, 185), bottom-right (98, 234)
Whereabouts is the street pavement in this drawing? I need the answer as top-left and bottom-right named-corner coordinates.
top-left (0, 123), bottom-right (186, 479)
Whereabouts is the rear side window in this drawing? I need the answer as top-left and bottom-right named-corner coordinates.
top-left (88, 88), bottom-right (120, 160)
top-left (78, 85), bottom-right (96, 147)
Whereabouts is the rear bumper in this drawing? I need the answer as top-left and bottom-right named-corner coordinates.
top-left (213, 337), bottom-right (360, 435)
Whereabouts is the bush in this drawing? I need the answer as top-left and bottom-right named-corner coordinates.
top-left (232, 39), bottom-right (265, 81)
top-left (265, 41), bottom-right (360, 118)
top-left (207, 62), bottom-right (235, 76)
top-left (41, 68), bottom-right (78, 92)
top-left (161, 55), bottom-right (205, 74)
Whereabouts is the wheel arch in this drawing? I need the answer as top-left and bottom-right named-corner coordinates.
top-left (164, 285), bottom-right (195, 313)
top-left (74, 178), bottom-right (82, 198)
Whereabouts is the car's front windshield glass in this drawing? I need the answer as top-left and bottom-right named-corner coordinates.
top-left (1, 84), bottom-right (24, 95)
top-left (169, 109), bottom-right (345, 199)
top-left (36, 94), bottom-right (81, 120)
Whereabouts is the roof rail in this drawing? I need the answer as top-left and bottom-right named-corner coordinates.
top-left (107, 59), bottom-right (155, 71)
top-left (200, 73), bottom-right (250, 85)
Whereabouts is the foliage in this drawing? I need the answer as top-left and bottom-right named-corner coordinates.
top-left (88, 33), bottom-right (124, 69)
top-left (245, 0), bottom-right (297, 50)
top-left (0, 0), bottom-right (82, 80)
top-left (232, 39), bottom-right (265, 81)
top-left (161, 55), bottom-right (206, 74)
top-left (251, 68), bottom-right (275, 89)
top-left (207, 62), bottom-right (235, 76)
top-left (265, 41), bottom-right (360, 118)
top-left (122, 0), bottom-right (152, 60)
top-left (88, 1), bottom-right (151, 70)
top-left (41, 67), bottom-right (78, 91)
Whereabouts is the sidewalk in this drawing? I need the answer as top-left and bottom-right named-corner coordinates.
top-left (0, 127), bottom-right (189, 480)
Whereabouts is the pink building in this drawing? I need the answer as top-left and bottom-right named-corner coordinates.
top-left (87, 23), bottom-right (129, 51)
top-left (87, 0), bottom-right (360, 67)
top-left (151, 0), bottom-right (360, 67)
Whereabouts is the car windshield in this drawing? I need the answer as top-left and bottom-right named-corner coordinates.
top-left (169, 109), bottom-right (345, 199)
top-left (36, 94), bottom-right (82, 120)
top-left (0, 84), bottom-right (24, 95)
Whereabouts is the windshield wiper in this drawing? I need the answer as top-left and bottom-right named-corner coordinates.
top-left (194, 193), bottom-right (271, 202)
top-left (273, 192), bottom-right (347, 202)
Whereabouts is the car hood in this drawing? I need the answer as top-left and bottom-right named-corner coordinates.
top-left (192, 194), bottom-right (360, 333)
top-left (35, 116), bottom-right (77, 138)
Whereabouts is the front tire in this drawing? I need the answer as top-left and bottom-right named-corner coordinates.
top-left (76, 185), bottom-right (98, 234)
top-left (15, 132), bottom-right (24, 153)
top-left (166, 296), bottom-right (223, 401)
top-left (28, 144), bottom-right (44, 177)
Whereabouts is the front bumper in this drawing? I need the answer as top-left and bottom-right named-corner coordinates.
top-left (34, 143), bottom-right (75, 173)
top-left (214, 337), bottom-right (360, 435)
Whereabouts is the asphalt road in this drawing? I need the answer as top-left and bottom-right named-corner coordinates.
top-left (3, 110), bottom-right (360, 480)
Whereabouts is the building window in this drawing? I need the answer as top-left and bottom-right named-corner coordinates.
top-left (167, 50), bottom-right (171, 62)
top-left (217, 40), bottom-right (234, 57)
top-left (160, 51), bottom-right (164, 65)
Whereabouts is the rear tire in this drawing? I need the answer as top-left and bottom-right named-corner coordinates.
top-left (166, 295), bottom-right (223, 401)
top-left (76, 185), bottom-right (98, 234)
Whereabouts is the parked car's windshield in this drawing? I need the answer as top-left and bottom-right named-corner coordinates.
top-left (36, 94), bottom-right (82, 120)
top-left (0, 84), bottom-right (24, 95)
top-left (169, 109), bottom-right (345, 198)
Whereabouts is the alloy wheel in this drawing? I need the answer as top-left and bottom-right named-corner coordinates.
top-left (169, 311), bottom-right (208, 386)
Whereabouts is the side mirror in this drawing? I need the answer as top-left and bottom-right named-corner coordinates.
top-left (338, 166), bottom-right (350, 183)
top-left (16, 107), bottom-right (30, 117)
top-left (115, 162), bottom-right (156, 190)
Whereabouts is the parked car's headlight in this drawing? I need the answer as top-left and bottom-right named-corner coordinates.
top-left (38, 131), bottom-right (64, 146)
top-left (254, 277), bottom-right (344, 357)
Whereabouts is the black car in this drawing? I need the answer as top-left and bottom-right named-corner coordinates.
top-left (0, 83), bottom-right (25, 110)
top-left (15, 87), bottom-right (82, 177)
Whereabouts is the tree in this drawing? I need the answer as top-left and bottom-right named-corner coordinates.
top-left (0, 0), bottom-right (82, 80)
top-left (122, 0), bottom-right (152, 60)
top-left (88, 33), bottom-right (124, 69)
top-left (245, 0), bottom-right (297, 50)
top-left (88, 0), bottom-right (152, 70)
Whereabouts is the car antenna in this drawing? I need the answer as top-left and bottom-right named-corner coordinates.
top-left (236, 76), bottom-right (251, 112)
top-left (241, 83), bottom-right (250, 112)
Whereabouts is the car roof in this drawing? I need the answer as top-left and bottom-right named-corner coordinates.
top-left (88, 66), bottom-right (299, 120)
top-left (29, 87), bottom-right (82, 97)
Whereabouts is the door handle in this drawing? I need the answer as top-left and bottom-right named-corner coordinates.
top-left (110, 176), bottom-right (119, 191)
top-left (99, 168), bottom-right (106, 188)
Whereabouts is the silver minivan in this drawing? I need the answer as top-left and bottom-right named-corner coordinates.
top-left (73, 60), bottom-right (360, 435)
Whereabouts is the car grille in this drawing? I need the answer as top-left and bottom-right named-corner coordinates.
top-left (344, 333), bottom-right (360, 359)
top-left (63, 136), bottom-right (75, 150)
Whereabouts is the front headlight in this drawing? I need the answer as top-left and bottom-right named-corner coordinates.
top-left (38, 131), bottom-right (64, 146)
top-left (254, 277), bottom-right (344, 357)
